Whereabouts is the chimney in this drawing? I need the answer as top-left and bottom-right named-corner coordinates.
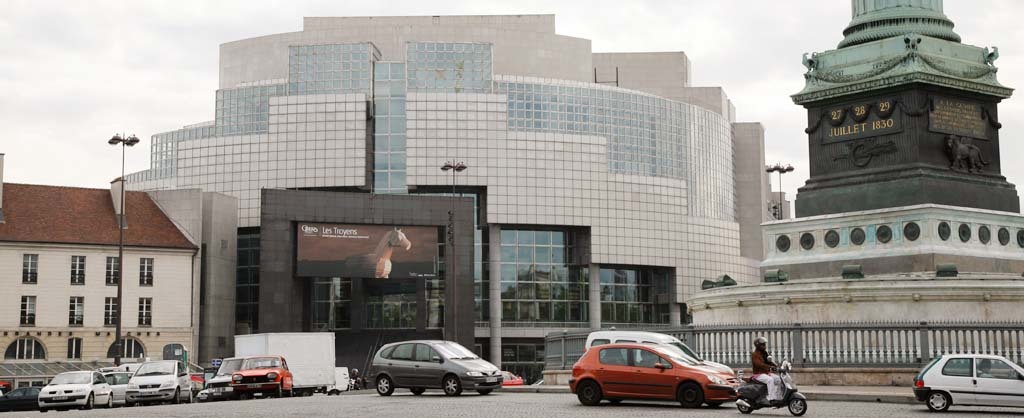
top-left (110, 176), bottom-right (126, 229)
top-left (0, 153), bottom-right (5, 223)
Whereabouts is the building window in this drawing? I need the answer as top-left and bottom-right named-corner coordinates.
top-left (599, 267), bottom-right (671, 325)
top-left (71, 255), bottom-right (86, 285)
top-left (4, 338), bottom-right (46, 360)
top-left (236, 228), bottom-right (260, 333)
top-left (499, 229), bottom-right (588, 326)
top-left (138, 298), bottom-right (152, 326)
top-left (311, 278), bottom-right (351, 330)
top-left (105, 257), bottom-right (120, 285)
top-left (69, 296), bottom-right (84, 326)
top-left (500, 343), bottom-right (546, 384)
top-left (104, 297), bottom-right (119, 326)
top-left (107, 338), bottom-right (145, 359)
top-left (20, 296), bottom-right (36, 326)
top-left (67, 338), bottom-right (82, 360)
top-left (139, 258), bottom-right (154, 286)
top-left (22, 254), bottom-right (38, 284)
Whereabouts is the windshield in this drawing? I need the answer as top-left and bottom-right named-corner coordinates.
top-left (653, 345), bottom-right (698, 366)
top-left (241, 357), bottom-right (282, 370)
top-left (669, 342), bottom-right (701, 361)
top-left (102, 373), bottom-right (132, 385)
top-left (50, 372), bottom-right (92, 385)
top-left (135, 362), bottom-right (176, 376)
top-left (433, 342), bottom-right (479, 360)
top-left (216, 359), bottom-right (243, 376)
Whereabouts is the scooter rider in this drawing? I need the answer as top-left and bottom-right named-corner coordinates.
top-left (751, 336), bottom-right (784, 405)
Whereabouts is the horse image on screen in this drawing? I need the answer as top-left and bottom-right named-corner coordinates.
top-left (296, 223), bottom-right (438, 279)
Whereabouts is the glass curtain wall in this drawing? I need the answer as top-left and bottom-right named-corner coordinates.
top-left (311, 278), bottom-right (352, 330)
top-left (236, 228), bottom-right (261, 333)
top-left (599, 267), bottom-right (671, 326)
top-left (499, 229), bottom-right (587, 327)
top-left (372, 62), bottom-right (408, 194)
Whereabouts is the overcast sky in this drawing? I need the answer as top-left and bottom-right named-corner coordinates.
top-left (2, 0), bottom-right (1022, 203)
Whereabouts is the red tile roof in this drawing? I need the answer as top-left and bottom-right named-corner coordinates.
top-left (0, 183), bottom-right (196, 250)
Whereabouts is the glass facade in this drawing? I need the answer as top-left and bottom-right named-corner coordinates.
top-left (599, 267), bottom-right (671, 325)
top-left (373, 62), bottom-right (408, 194)
top-left (499, 229), bottom-right (588, 326)
top-left (501, 342), bottom-right (545, 384)
top-left (288, 43), bottom-right (379, 96)
top-left (215, 84), bottom-right (286, 136)
top-left (406, 42), bottom-right (492, 93)
top-left (311, 277), bottom-right (351, 330)
top-left (236, 228), bottom-right (260, 332)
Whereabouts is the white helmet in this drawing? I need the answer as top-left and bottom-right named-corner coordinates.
top-left (753, 336), bottom-right (768, 347)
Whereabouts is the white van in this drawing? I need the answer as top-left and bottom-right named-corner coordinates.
top-left (327, 367), bottom-right (350, 395)
top-left (585, 330), bottom-right (734, 375)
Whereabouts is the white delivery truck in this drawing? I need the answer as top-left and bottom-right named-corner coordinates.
top-left (235, 333), bottom-right (336, 396)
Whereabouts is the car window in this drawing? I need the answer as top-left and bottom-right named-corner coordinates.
top-left (7, 388), bottom-right (25, 397)
top-left (103, 373), bottom-right (131, 385)
top-left (632, 349), bottom-right (669, 369)
top-left (216, 359), bottom-right (243, 376)
top-left (614, 339), bottom-right (636, 344)
top-left (976, 359), bottom-right (1020, 380)
top-left (27, 388), bottom-right (39, 396)
top-left (413, 344), bottom-right (438, 362)
top-left (380, 346), bottom-right (396, 359)
top-left (598, 348), bottom-right (630, 366)
top-left (391, 344), bottom-right (414, 361)
top-left (941, 358), bottom-right (973, 377)
top-left (590, 339), bottom-right (610, 347)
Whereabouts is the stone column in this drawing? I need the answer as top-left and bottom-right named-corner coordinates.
top-left (588, 263), bottom-right (601, 330)
top-left (488, 225), bottom-right (503, 367)
top-left (669, 270), bottom-right (682, 326)
top-left (669, 303), bottom-right (682, 327)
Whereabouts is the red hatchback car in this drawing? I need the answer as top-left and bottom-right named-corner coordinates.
top-left (230, 356), bottom-right (294, 398)
top-left (570, 343), bottom-right (740, 408)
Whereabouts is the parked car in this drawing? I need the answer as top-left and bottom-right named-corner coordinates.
top-left (38, 371), bottom-right (114, 411)
top-left (371, 340), bottom-right (503, 397)
top-left (570, 342), bottom-right (740, 408)
top-left (0, 386), bottom-right (41, 412)
top-left (202, 357), bottom-right (243, 402)
top-left (126, 360), bottom-right (193, 406)
top-left (230, 355), bottom-right (294, 399)
top-left (235, 333), bottom-right (335, 396)
top-left (914, 354), bottom-right (1024, 412)
top-left (586, 330), bottom-right (734, 375)
top-left (327, 367), bottom-right (350, 395)
top-left (500, 371), bottom-right (524, 387)
top-left (102, 372), bottom-right (133, 407)
top-left (98, 363), bottom-right (143, 374)
top-left (190, 373), bottom-right (206, 397)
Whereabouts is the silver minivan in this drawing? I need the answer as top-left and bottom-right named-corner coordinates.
top-left (125, 360), bottom-right (192, 405)
top-left (371, 340), bottom-right (502, 396)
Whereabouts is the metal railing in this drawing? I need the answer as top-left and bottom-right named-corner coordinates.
top-left (544, 322), bottom-right (1024, 370)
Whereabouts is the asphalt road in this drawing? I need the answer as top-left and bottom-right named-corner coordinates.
top-left (5, 390), bottom-right (1023, 417)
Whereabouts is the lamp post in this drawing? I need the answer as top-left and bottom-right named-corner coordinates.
top-left (108, 133), bottom-right (140, 366)
top-left (440, 161), bottom-right (467, 341)
top-left (766, 163), bottom-right (794, 220)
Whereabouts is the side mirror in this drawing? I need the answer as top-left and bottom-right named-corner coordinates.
top-left (432, 356), bottom-right (443, 363)
top-left (654, 363), bottom-right (666, 370)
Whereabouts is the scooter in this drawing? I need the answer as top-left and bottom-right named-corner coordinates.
top-left (735, 360), bottom-right (808, 416)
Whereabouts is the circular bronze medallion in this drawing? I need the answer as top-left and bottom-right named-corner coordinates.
top-left (800, 233), bottom-right (815, 250)
top-left (877, 225), bottom-right (893, 243)
top-left (825, 230), bottom-right (840, 248)
top-left (851, 228), bottom-right (866, 246)
top-left (979, 226), bottom-right (991, 244)
top-left (938, 222), bottom-right (951, 241)
top-left (998, 228), bottom-right (1010, 246)
top-left (776, 235), bottom-right (791, 252)
top-left (904, 222), bottom-right (921, 241)
top-left (959, 224), bottom-right (972, 243)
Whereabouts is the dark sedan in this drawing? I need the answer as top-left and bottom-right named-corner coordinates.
top-left (371, 340), bottom-right (502, 397)
top-left (0, 387), bottom-right (41, 412)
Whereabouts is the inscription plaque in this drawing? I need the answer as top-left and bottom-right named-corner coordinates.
top-left (930, 97), bottom-right (988, 139)
top-left (823, 98), bottom-right (902, 143)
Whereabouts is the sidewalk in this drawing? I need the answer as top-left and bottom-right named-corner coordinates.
top-left (501, 385), bottom-right (917, 404)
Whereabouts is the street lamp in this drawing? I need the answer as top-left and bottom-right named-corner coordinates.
top-left (108, 133), bottom-right (140, 366)
top-left (440, 161), bottom-right (467, 341)
top-left (766, 163), bottom-right (794, 220)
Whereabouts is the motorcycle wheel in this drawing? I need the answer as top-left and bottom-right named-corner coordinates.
top-left (787, 398), bottom-right (808, 416)
top-left (737, 402), bottom-right (753, 414)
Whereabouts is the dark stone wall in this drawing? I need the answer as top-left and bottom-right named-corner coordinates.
top-left (796, 84), bottom-right (1019, 217)
top-left (258, 189), bottom-right (476, 350)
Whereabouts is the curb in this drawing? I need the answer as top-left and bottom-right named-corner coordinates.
top-left (501, 386), bottom-right (918, 404)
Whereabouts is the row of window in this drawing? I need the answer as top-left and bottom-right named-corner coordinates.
top-left (19, 296), bottom-right (152, 327)
top-left (21, 254), bottom-right (155, 286)
top-left (4, 336), bottom-right (146, 360)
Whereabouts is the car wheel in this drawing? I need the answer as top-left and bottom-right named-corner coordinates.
top-left (477, 389), bottom-right (492, 395)
top-left (82, 393), bottom-right (94, 410)
top-left (676, 382), bottom-right (704, 408)
top-left (410, 387), bottom-right (425, 396)
top-left (576, 380), bottom-right (602, 406)
top-left (376, 375), bottom-right (395, 396)
top-left (788, 398), bottom-right (808, 416)
top-left (926, 391), bottom-right (952, 412)
top-left (172, 387), bottom-right (182, 404)
top-left (106, 393), bottom-right (114, 408)
top-left (443, 375), bottom-right (463, 396)
top-left (737, 402), bottom-right (753, 414)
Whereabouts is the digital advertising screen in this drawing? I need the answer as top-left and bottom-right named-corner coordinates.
top-left (295, 223), bottom-right (439, 279)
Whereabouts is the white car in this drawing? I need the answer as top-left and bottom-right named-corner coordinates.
top-left (102, 371), bottom-right (133, 407)
top-left (125, 360), bottom-right (193, 405)
top-left (914, 354), bottom-right (1024, 412)
top-left (585, 330), bottom-right (735, 375)
top-left (38, 371), bottom-right (114, 411)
